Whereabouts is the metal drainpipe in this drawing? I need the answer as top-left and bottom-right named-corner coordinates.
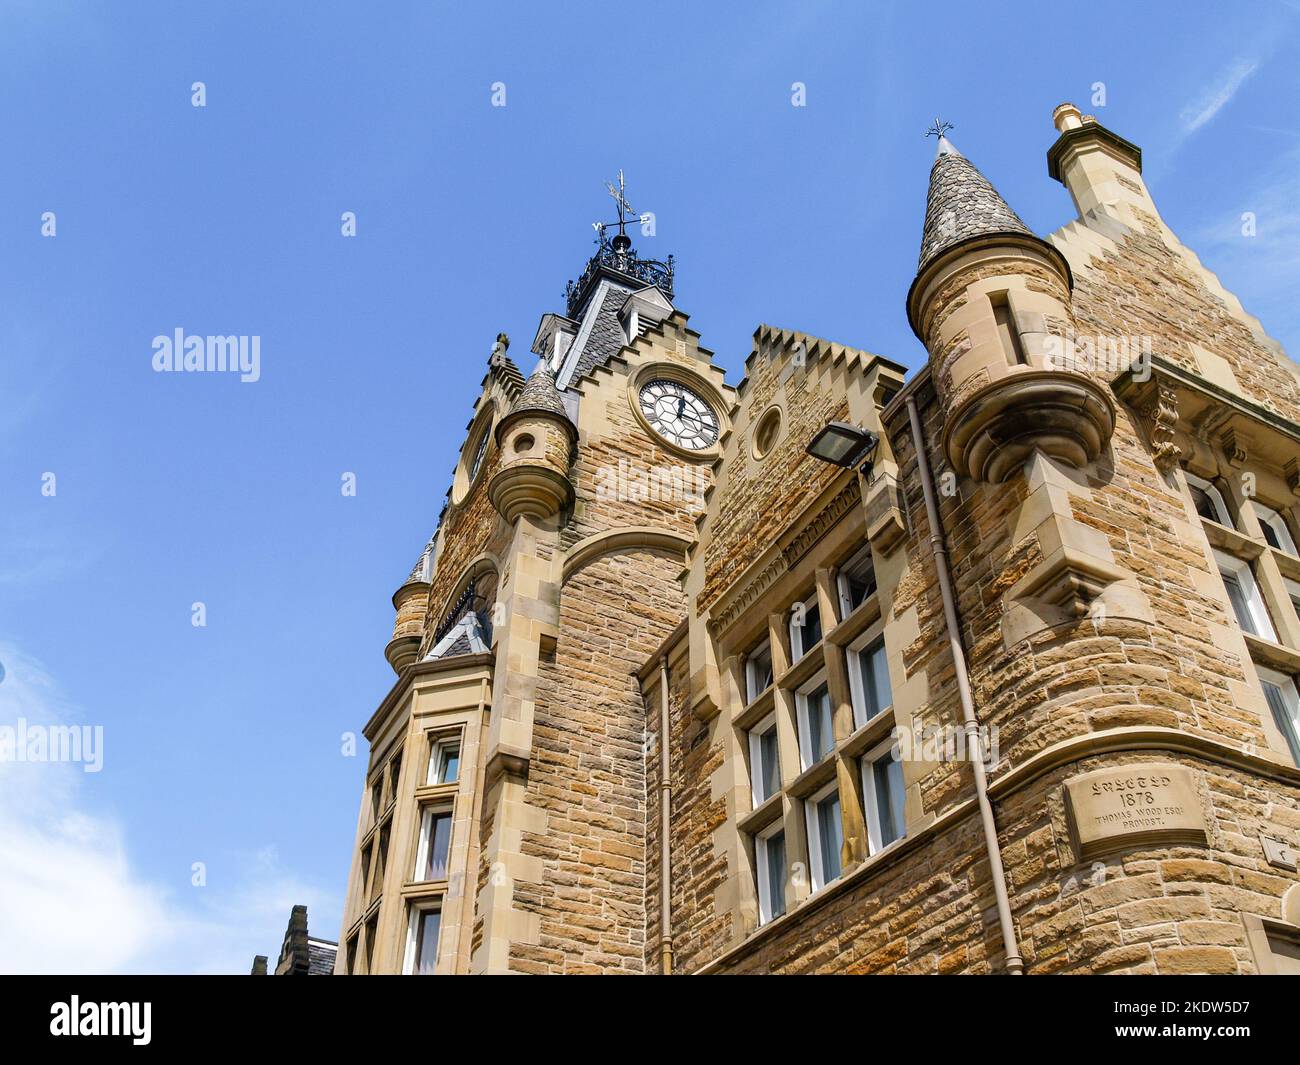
top-left (905, 395), bottom-right (1024, 975)
top-left (658, 653), bottom-right (673, 974)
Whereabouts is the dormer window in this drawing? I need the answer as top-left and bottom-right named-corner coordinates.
top-left (620, 287), bottom-right (674, 344)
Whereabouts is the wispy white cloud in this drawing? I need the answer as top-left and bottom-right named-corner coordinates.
top-left (0, 645), bottom-right (339, 974)
top-left (1188, 142), bottom-right (1300, 354)
top-left (1180, 58), bottom-right (1259, 134)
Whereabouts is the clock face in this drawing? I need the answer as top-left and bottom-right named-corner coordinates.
top-left (468, 428), bottom-right (490, 480)
top-left (639, 379), bottom-right (719, 450)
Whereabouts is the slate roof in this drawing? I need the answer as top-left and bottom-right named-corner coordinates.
top-left (307, 939), bottom-right (338, 976)
top-left (917, 136), bottom-right (1034, 272)
top-left (509, 360), bottom-right (569, 421)
top-left (568, 279), bottom-right (637, 384)
top-left (406, 532), bottom-right (437, 584)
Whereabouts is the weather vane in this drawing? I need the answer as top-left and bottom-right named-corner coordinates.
top-left (925, 117), bottom-right (954, 139)
top-left (592, 169), bottom-right (637, 245)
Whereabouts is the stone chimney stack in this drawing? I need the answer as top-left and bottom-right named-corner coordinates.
top-left (1047, 101), bottom-right (1148, 219)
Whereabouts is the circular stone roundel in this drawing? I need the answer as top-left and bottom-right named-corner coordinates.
top-left (638, 378), bottom-right (720, 451)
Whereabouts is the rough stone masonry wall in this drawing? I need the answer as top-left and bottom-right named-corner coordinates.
top-left (644, 647), bottom-right (731, 973)
top-left (424, 405), bottom-right (512, 647)
top-left (1070, 204), bottom-right (1300, 423)
top-left (699, 336), bottom-right (849, 614)
top-left (511, 549), bottom-right (682, 973)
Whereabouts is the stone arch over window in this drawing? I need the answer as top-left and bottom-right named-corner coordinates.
top-left (426, 555), bottom-right (500, 660)
top-left (561, 527), bottom-right (691, 585)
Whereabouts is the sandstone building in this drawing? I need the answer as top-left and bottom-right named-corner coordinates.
top-left (336, 104), bottom-right (1300, 975)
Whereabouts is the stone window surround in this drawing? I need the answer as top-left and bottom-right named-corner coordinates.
top-left (743, 637), bottom-right (773, 704)
top-left (1215, 548), bottom-right (1276, 641)
top-left (1185, 470), bottom-right (1234, 528)
top-left (1254, 500), bottom-right (1299, 557)
top-left (788, 589), bottom-right (823, 662)
top-left (349, 742), bottom-right (405, 969)
top-left (1256, 665), bottom-right (1300, 766)
top-left (835, 542), bottom-right (877, 618)
top-left (846, 631), bottom-right (892, 732)
top-left (747, 711), bottom-right (779, 808)
top-left (804, 780), bottom-right (843, 894)
top-left (793, 671), bottom-right (833, 772)
top-left (860, 737), bottom-right (906, 858)
top-left (413, 803), bottom-right (455, 885)
top-left (451, 401), bottom-right (497, 505)
top-left (424, 725), bottom-right (464, 788)
top-left (753, 820), bottom-right (786, 926)
top-left (402, 899), bottom-right (443, 976)
top-left (1244, 913), bottom-right (1300, 975)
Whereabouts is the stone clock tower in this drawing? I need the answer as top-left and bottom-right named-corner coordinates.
top-left (337, 188), bottom-right (734, 974)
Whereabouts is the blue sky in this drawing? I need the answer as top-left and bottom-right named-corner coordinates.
top-left (0, 1), bottom-right (1296, 972)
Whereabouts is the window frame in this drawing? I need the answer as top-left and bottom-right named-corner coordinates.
top-left (403, 901), bottom-right (444, 975)
top-left (804, 781), bottom-right (843, 894)
top-left (1185, 471), bottom-right (1234, 528)
top-left (748, 712), bottom-right (780, 807)
top-left (861, 737), bottom-right (907, 856)
top-left (754, 820), bottom-right (787, 926)
top-left (427, 735), bottom-right (462, 787)
top-left (1255, 501), bottom-right (1298, 557)
top-left (847, 634), bottom-right (893, 731)
top-left (1285, 577), bottom-right (1300, 622)
top-left (794, 677), bottom-right (834, 771)
top-left (744, 638), bottom-right (774, 704)
top-left (386, 752), bottom-right (402, 809)
top-left (788, 592), bottom-right (823, 662)
top-left (368, 824), bottom-right (390, 904)
top-left (1257, 665), bottom-right (1300, 767)
top-left (363, 913), bottom-right (379, 974)
top-left (836, 543), bottom-right (878, 620)
top-left (1214, 549), bottom-right (1276, 641)
top-left (414, 804), bottom-right (455, 884)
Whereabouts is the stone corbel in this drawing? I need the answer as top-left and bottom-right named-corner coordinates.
top-left (1001, 546), bottom-right (1153, 648)
top-left (1001, 452), bottom-right (1155, 647)
top-left (1144, 378), bottom-right (1182, 471)
top-left (860, 471), bottom-right (907, 556)
top-left (1220, 426), bottom-right (1251, 469)
top-left (1112, 366), bottom-right (1183, 472)
top-left (1286, 457), bottom-right (1300, 498)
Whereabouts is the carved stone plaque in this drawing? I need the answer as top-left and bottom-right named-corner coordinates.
top-left (1065, 763), bottom-right (1208, 859)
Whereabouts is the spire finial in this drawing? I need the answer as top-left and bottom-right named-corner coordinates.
top-left (925, 117), bottom-right (954, 140)
top-left (593, 170), bottom-right (638, 252)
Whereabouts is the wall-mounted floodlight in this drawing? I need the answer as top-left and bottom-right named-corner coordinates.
top-left (805, 421), bottom-right (879, 469)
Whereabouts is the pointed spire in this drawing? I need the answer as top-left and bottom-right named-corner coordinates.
top-left (917, 135), bottom-right (1034, 273)
top-left (934, 134), bottom-right (960, 160)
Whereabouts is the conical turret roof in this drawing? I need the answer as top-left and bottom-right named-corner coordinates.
top-left (509, 360), bottom-right (569, 421)
top-left (917, 136), bottom-right (1034, 272)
